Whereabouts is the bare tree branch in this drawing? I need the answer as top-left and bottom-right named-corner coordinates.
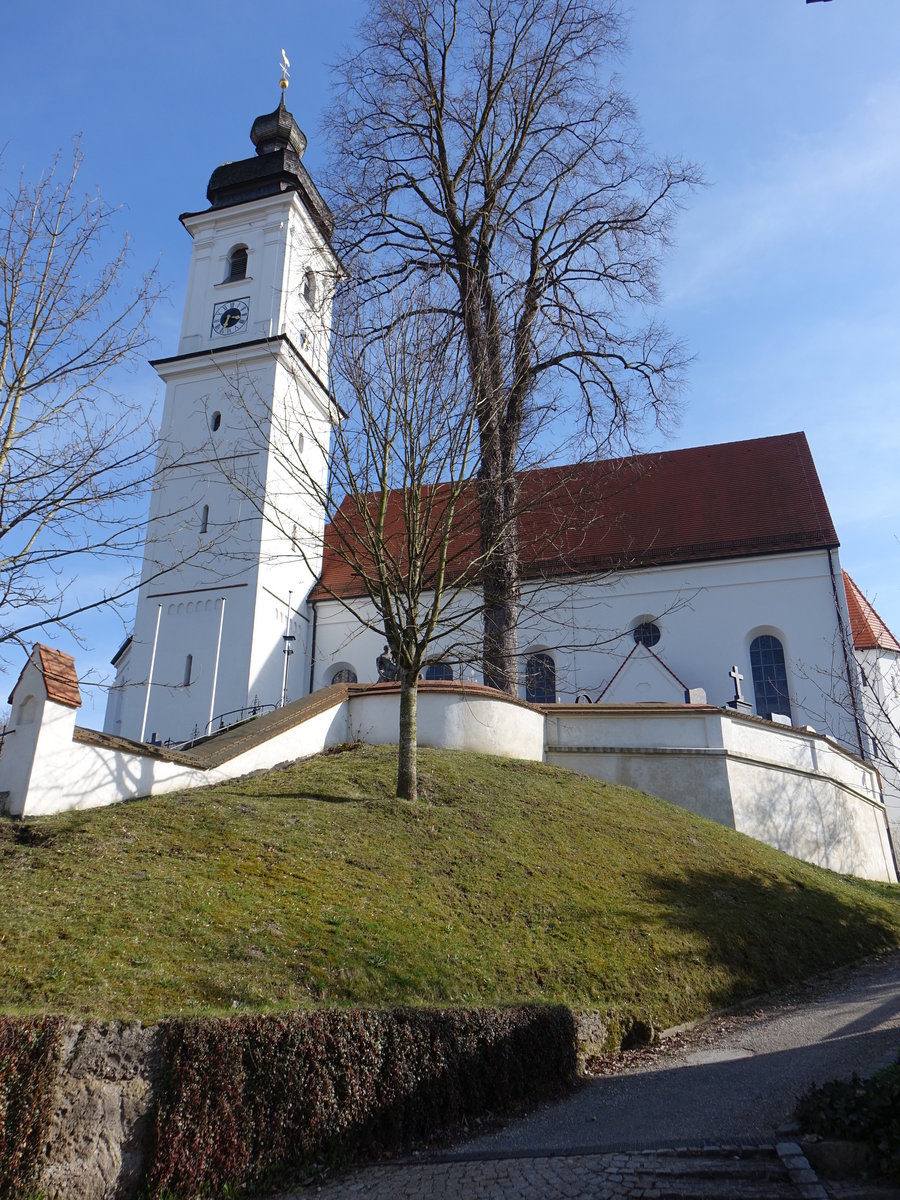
top-left (326, 0), bottom-right (700, 692)
top-left (0, 143), bottom-right (162, 656)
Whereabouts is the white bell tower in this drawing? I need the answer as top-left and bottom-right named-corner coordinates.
top-left (105, 93), bottom-right (339, 744)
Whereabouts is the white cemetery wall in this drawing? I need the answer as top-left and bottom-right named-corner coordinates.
top-left (544, 704), bottom-right (895, 882)
top-left (349, 686), bottom-right (544, 761)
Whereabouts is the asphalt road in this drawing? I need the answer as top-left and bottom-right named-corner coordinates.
top-left (453, 951), bottom-right (900, 1156)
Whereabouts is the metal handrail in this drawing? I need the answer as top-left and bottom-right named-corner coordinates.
top-left (154, 702), bottom-right (278, 751)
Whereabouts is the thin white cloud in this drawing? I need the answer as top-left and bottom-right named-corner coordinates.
top-left (666, 74), bottom-right (900, 305)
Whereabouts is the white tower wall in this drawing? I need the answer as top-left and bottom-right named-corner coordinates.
top-left (106, 101), bottom-right (337, 744)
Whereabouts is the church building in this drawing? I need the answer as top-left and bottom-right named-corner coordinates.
top-left (102, 95), bottom-right (900, 839)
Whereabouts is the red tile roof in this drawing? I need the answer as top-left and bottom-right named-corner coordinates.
top-left (313, 432), bottom-right (839, 601)
top-left (843, 572), bottom-right (900, 653)
top-left (36, 646), bottom-right (82, 708)
top-left (9, 645), bottom-right (82, 708)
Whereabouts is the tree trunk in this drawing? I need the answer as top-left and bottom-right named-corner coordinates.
top-left (479, 466), bottom-right (521, 694)
top-left (396, 669), bottom-right (418, 800)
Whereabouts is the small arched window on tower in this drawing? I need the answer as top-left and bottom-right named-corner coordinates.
top-left (226, 246), bottom-right (248, 282)
top-left (183, 655), bottom-right (193, 687)
top-left (303, 269), bottom-right (316, 305)
top-left (200, 504), bottom-right (209, 535)
top-left (210, 411), bottom-right (222, 433)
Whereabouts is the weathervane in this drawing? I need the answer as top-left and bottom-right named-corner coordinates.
top-left (279, 48), bottom-right (290, 91)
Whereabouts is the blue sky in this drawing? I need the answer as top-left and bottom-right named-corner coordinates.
top-left (2, 0), bottom-right (898, 725)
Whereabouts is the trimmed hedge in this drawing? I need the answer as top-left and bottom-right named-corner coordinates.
top-left (0, 1016), bottom-right (63, 1199)
top-left (148, 1005), bottom-right (576, 1198)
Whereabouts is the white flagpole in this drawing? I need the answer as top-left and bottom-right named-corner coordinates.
top-left (139, 604), bottom-right (163, 743)
top-left (207, 597), bottom-right (226, 734)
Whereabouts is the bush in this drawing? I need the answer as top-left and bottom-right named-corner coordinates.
top-left (147, 1005), bottom-right (576, 1198)
top-left (795, 1055), bottom-right (900, 1182)
top-left (0, 1017), bottom-right (63, 1199)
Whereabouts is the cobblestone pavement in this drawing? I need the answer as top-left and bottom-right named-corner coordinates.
top-left (280, 1143), bottom-right (829, 1199)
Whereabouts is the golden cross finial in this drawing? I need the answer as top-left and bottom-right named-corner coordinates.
top-left (280, 48), bottom-right (290, 91)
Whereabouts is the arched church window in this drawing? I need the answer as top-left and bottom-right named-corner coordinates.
top-left (749, 634), bottom-right (792, 722)
top-left (425, 663), bottom-right (453, 681)
top-left (303, 270), bottom-right (316, 305)
top-left (183, 655), bottom-right (193, 687)
top-left (525, 652), bottom-right (556, 704)
top-left (200, 504), bottom-right (209, 535)
top-left (331, 667), bottom-right (357, 685)
top-left (632, 621), bottom-right (661, 647)
top-left (226, 246), bottom-right (248, 282)
top-left (210, 411), bottom-right (222, 433)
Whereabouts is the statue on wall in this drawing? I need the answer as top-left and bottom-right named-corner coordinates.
top-left (376, 645), bottom-right (398, 682)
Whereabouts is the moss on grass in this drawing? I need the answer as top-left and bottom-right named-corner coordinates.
top-left (1, 744), bottom-right (898, 1024)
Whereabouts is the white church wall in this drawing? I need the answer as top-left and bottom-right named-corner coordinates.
top-left (519, 551), bottom-right (853, 729)
top-left (545, 706), bottom-right (736, 825)
top-left (310, 548), bottom-right (863, 758)
top-left (854, 646), bottom-right (900, 840)
top-left (245, 365), bottom-right (335, 711)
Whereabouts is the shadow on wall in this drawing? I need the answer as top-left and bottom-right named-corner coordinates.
top-left (642, 866), bottom-right (899, 1011)
top-left (731, 766), bottom-right (879, 877)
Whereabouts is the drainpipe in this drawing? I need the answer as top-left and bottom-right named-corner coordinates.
top-left (827, 548), bottom-right (866, 759)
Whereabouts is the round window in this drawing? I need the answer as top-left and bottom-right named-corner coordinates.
top-left (632, 622), bottom-right (661, 648)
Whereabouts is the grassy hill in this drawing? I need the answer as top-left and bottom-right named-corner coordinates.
top-left (2, 744), bottom-right (898, 1028)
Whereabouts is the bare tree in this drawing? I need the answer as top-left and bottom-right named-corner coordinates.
top-left (0, 144), bottom-right (159, 656)
top-left (326, 0), bottom-right (699, 693)
top-left (225, 285), bottom-right (494, 800)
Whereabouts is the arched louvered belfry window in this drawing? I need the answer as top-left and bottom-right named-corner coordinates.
top-left (525, 652), bottom-right (556, 704)
top-left (303, 270), bottom-right (316, 304)
top-left (226, 246), bottom-right (248, 281)
top-left (749, 634), bottom-right (792, 721)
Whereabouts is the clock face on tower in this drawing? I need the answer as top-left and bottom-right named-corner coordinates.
top-left (211, 297), bottom-right (250, 337)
